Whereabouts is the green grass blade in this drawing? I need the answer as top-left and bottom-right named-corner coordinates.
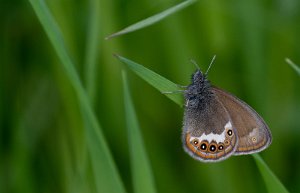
top-left (105, 0), bottom-right (197, 39)
top-left (81, 110), bottom-right (125, 193)
top-left (252, 154), bottom-right (289, 193)
top-left (122, 71), bottom-right (157, 193)
top-left (29, 1), bottom-right (126, 193)
top-left (286, 58), bottom-right (300, 76)
top-left (84, 0), bottom-right (101, 102)
top-left (115, 54), bottom-right (184, 106)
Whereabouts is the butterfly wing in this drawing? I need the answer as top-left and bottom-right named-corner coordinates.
top-left (183, 97), bottom-right (238, 162)
top-left (212, 87), bottom-right (272, 155)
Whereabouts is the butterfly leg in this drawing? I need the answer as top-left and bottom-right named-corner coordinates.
top-left (185, 99), bottom-right (189, 107)
top-left (161, 90), bottom-right (185, 94)
top-left (176, 84), bottom-right (188, 88)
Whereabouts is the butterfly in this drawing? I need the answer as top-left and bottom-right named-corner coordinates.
top-left (182, 57), bottom-right (272, 162)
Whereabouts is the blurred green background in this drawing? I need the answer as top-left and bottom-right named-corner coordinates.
top-left (1, 0), bottom-right (300, 193)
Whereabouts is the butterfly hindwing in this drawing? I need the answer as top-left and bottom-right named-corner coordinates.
top-left (183, 97), bottom-right (238, 162)
top-left (212, 87), bottom-right (272, 155)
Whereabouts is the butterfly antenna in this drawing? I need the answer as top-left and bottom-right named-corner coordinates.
top-left (190, 59), bottom-right (200, 70)
top-left (205, 55), bottom-right (216, 75)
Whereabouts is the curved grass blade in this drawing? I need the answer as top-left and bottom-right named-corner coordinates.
top-left (115, 54), bottom-right (184, 106)
top-left (116, 55), bottom-right (289, 193)
top-left (252, 154), bottom-right (289, 193)
top-left (106, 0), bottom-right (197, 39)
top-left (122, 71), bottom-right (157, 193)
top-left (29, 1), bottom-right (126, 193)
top-left (286, 58), bottom-right (300, 76)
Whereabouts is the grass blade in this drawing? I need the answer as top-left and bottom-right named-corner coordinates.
top-left (106, 0), bottom-right (197, 39)
top-left (122, 71), bottom-right (157, 193)
top-left (252, 154), bottom-right (289, 193)
top-left (84, 0), bottom-right (101, 102)
top-left (115, 54), bottom-right (184, 106)
top-left (286, 58), bottom-right (300, 76)
top-left (29, 1), bottom-right (126, 193)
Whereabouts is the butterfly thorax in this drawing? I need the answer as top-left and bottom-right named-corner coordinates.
top-left (184, 70), bottom-right (214, 110)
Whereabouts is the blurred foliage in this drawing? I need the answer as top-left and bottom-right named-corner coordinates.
top-left (1, 0), bottom-right (300, 193)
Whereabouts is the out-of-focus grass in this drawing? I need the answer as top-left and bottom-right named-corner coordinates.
top-left (122, 71), bottom-right (156, 193)
top-left (29, 0), bottom-right (125, 193)
top-left (84, 0), bottom-right (101, 103)
top-left (1, 0), bottom-right (300, 193)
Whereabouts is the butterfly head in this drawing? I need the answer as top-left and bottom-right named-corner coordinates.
top-left (184, 56), bottom-right (216, 109)
top-left (191, 70), bottom-right (206, 84)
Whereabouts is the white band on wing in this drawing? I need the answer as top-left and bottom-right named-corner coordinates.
top-left (190, 121), bottom-right (232, 143)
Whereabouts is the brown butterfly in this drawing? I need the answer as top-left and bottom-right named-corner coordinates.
top-left (182, 57), bottom-right (272, 162)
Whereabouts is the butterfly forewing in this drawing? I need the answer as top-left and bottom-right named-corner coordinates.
top-left (212, 87), bottom-right (272, 155)
top-left (183, 98), bottom-right (238, 162)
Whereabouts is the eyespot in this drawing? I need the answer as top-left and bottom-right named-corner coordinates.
top-left (209, 144), bottom-right (217, 152)
top-left (218, 143), bottom-right (224, 151)
top-left (224, 139), bottom-right (230, 146)
top-left (200, 142), bottom-right (207, 150)
top-left (192, 139), bottom-right (199, 146)
top-left (227, 129), bottom-right (233, 136)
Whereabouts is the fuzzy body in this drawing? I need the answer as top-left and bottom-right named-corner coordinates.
top-left (184, 70), bottom-right (213, 110)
